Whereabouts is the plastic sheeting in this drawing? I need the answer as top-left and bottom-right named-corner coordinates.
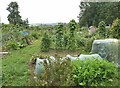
top-left (20, 31), bottom-right (29, 36)
top-left (79, 54), bottom-right (102, 60)
top-left (49, 56), bottom-right (56, 61)
top-left (66, 54), bottom-right (102, 61)
top-left (66, 55), bottom-right (78, 61)
top-left (34, 58), bottom-right (45, 75)
top-left (91, 38), bottom-right (119, 65)
top-left (34, 57), bottom-right (51, 75)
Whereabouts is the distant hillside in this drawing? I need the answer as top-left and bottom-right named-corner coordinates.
top-left (30, 23), bottom-right (58, 26)
top-left (30, 22), bottom-right (67, 26)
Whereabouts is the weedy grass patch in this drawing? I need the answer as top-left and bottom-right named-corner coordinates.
top-left (2, 40), bottom-right (40, 86)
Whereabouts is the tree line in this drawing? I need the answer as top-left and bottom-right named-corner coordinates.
top-left (78, 2), bottom-right (120, 27)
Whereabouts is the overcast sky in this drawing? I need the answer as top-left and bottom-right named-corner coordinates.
top-left (0, 0), bottom-right (81, 24)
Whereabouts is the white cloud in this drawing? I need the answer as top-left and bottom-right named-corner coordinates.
top-left (0, 0), bottom-right (81, 24)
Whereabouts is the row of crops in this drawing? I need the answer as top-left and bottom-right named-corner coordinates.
top-left (2, 18), bottom-right (119, 52)
top-left (1, 21), bottom-right (94, 53)
top-left (40, 19), bottom-right (120, 53)
top-left (2, 24), bottom-right (42, 51)
top-left (40, 20), bottom-right (96, 53)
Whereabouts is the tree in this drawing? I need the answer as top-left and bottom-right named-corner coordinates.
top-left (78, 2), bottom-right (120, 27)
top-left (7, 2), bottom-right (22, 25)
top-left (78, 2), bottom-right (100, 27)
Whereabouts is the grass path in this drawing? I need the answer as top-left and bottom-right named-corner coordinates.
top-left (2, 39), bottom-right (80, 86)
top-left (2, 40), bottom-right (40, 86)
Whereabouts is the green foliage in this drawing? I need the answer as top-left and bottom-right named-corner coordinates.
top-left (76, 35), bottom-right (85, 48)
top-left (40, 33), bottom-right (51, 52)
top-left (30, 55), bottom-right (118, 86)
top-left (32, 55), bottom-right (73, 86)
top-left (7, 41), bottom-right (19, 50)
top-left (68, 36), bottom-right (77, 51)
top-left (69, 19), bottom-right (77, 32)
top-left (55, 30), bottom-right (63, 49)
top-left (7, 2), bottom-right (22, 25)
top-left (110, 18), bottom-right (120, 39)
top-left (63, 33), bottom-right (69, 49)
top-left (71, 59), bottom-right (118, 86)
top-left (84, 37), bottom-right (95, 52)
top-left (31, 32), bottom-right (39, 39)
top-left (57, 23), bottom-right (64, 29)
top-left (79, 2), bottom-right (120, 26)
top-left (98, 21), bottom-right (106, 38)
top-left (6, 2), bottom-right (29, 26)
top-left (55, 23), bottom-right (64, 49)
top-left (2, 24), bottom-right (37, 51)
top-left (68, 19), bottom-right (77, 50)
top-left (17, 42), bottom-right (25, 48)
top-left (75, 33), bottom-right (95, 52)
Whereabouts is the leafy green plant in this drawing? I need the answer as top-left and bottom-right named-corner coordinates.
top-left (68, 36), bottom-right (77, 51)
top-left (40, 32), bottom-right (51, 52)
top-left (98, 21), bottom-right (106, 38)
top-left (20, 38), bottom-right (28, 47)
top-left (71, 58), bottom-right (118, 86)
top-left (17, 42), bottom-right (25, 48)
top-left (31, 32), bottom-right (39, 39)
top-left (84, 37), bottom-right (94, 52)
top-left (7, 41), bottom-right (19, 50)
top-left (2, 24), bottom-right (36, 51)
top-left (63, 33), bottom-right (69, 49)
top-left (76, 37), bottom-right (85, 48)
top-left (110, 18), bottom-right (120, 39)
top-left (55, 23), bottom-right (64, 49)
top-left (69, 19), bottom-right (77, 32)
top-left (68, 19), bottom-right (77, 50)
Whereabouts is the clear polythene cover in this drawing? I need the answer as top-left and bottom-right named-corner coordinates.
top-left (91, 38), bottom-right (119, 66)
